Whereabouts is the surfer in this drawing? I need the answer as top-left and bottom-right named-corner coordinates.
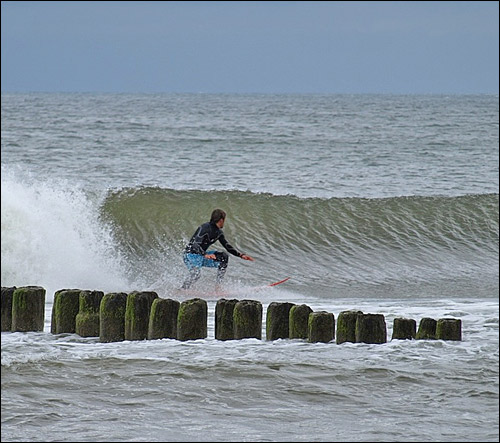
top-left (181, 209), bottom-right (254, 289)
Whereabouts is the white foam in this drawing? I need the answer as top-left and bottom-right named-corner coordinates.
top-left (1, 169), bottom-right (129, 300)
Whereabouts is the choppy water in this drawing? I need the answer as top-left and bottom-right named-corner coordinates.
top-left (1, 93), bottom-right (499, 441)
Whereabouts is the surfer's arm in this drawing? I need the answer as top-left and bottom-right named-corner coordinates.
top-left (219, 234), bottom-right (253, 260)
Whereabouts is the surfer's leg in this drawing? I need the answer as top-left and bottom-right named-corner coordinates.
top-left (214, 251), bottom-right (229, 284)
top-left (198, 250), bottom-right (227, 287)
top-left (181, 268), bottom-right (201, 289)
top-left (181, 253), bottom-right (203, 289)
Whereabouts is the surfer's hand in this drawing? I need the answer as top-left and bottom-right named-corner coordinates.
top-left (241, 254), bottom-right (254, 261)
top-left (205, 254), bottom-right (216, 260)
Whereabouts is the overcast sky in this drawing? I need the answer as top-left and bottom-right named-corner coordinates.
top-left (1, 1), bottom-right (498, 94)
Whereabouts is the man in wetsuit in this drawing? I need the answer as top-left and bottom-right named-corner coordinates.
top-left (181, 209), bottom-right (254, 289)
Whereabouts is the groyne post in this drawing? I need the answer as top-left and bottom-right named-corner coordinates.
top-left (355, 313), bottom-right (387, 344)
top-left (51, 289), bottom-right (81, 334)
top-left (436, 318), bottom-right (462, 341)
top-left (148, 298), bottom-right (180, 340)
top-left (416, 317), bottom-right (437, 340)
top-left (308, 311), bottom-right (335, 343)
top-left (125, 291), bottom-right (158, 341)
top-left (75, 290), bottom-right (104, 337)
top-left (289, 304), bottom-right (313, 339)
top-left (215, 298), bottom-right (238, 340)
top-left (177, 298), bottom-right (207, 341)
top-left (392, 317), bottom-right (416, 340)
top-left (266, 301), bottom-right (295, 340)
top-left (99, 292), bottom-right (128, 343)
top-left (336, 310), bottom-right (363, 344)
top-left (233, 300), bottom-right (262, 340)
top-left (1, 286), bottom-right (16, 332)
top-left (11, 286), bottom-right (46, 332)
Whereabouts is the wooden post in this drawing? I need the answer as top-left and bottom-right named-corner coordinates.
top-left (436, 318), bottom-right (462, 341)
top-left (266, 301), bottom-right (295, 340)
top-left (416, 317), bottom-right (437, 340)
top-left (215, 298), bottom-right (238, 340)
top-left (1, 286), bottom-right (16, 332)
top-left (11, 286), bottom-right (45, 332)
top-left (336, 310), bottom-right (363, 344)
top-left (392, 317), bottom-right (416, 340)
top-left (233, 300), bottom-right (262, 340)
top-left (355, 313), bottom-right (386, 344)
top-left (51, 289), bottom-right (81, 334)
top-left (289, 304), bottom-right (313, 339)
top-left (148, 298), bottom-right (180, 340)
top-left (308, 311), bottom-right (335, 343)
top-left (125, 291), bottom-right (158, 340)
top-left (177, 298), bottom-right (207, 341)
top-left (99, 292), bottom-right (128, 343)
top-left (76, 290), bottom-right (104, 337)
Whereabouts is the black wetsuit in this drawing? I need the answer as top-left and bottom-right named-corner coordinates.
top-left (182, 221), bottom-right (242, 288)
top-left (184, 221), bottom-right (242, 257)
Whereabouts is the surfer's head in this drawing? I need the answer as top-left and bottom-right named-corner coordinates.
top-left (210, 209), bottom-right (226, 227)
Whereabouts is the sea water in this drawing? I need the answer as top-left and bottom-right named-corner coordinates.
top-left (1, 93), bottom-right (498, 442)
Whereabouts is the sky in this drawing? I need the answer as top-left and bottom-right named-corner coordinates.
top-left (1, 1), bottom-right (498, 94)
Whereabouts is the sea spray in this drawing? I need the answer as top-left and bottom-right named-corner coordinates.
top-left (1, 170), bottom-right (129, 300)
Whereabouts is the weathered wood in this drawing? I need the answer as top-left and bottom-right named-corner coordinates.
top-left (125, 291), bottom-right (158, 340)
top-left (215, 298), bottom-right (238, 340)
top-left (355, 313), bottom-right (386, 344)
top-left (336, 310), bottom-right (363, 344)
top-left (99, 292), bottom-right (128, 343)
top-left (289, 304), bottom-right (313, 339)
top-left (76, 290), bottom-right (104, 337)
top-left (148, 298), bottom-right (180, 340)
top-left (266, 301), bottom-right (295, 340)
top-left (177, 298), bottom-right (207, 341)
top-left (12, 286), bottom-right (45, 332)
top-left (308, 311), bottom-right (335, 343)
top-left (233, 300), bottom-right (262, 340)
top-left (392, 317), bottom-right (416, 340)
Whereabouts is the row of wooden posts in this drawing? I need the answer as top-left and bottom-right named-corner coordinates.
top-left (1, 286), bottom-right (462, 343)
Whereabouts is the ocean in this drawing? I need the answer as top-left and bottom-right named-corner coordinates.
top-left (1, 92), bottom-right (498, 442)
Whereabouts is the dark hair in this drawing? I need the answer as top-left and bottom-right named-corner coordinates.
top-left (210, 209), bottom-right (226, 224)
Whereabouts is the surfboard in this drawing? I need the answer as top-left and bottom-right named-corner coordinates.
top-left (173, 277), bottom-right (290, 299)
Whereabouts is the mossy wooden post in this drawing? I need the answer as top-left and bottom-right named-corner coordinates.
top-left (125, 291), bottom-right (158, 341)
top-left (1, 286), bottom-right (16, 332)
top-left (266, 302), bottom-right (295, 340)
top-left (392, 317), bottom-right (416, 340)
top-left (308, 311), bottom-right (335, 343)
top-left (51, 289), bottom-right (81, 334)
top-left (148, 298), bottom-right (180, 340)
top-left (289, 304), bottom-right (312, 339)
top-left (416, 317), bottom-right (437, 340)
top-left (75, 290), bottom-right (104, 337)
top-left (355, 313), bottom-right (387, 344)
top-left (51, 288), bottom-right (76, 334)
top-left (100, 292), bottom-right (128, 343)
top-left (233, 300), bottom-right (262, 340)
top-left (436, 318), bottom-right (462, 341)
top-left (177, 298), bottom-right (207, 341)
top-left (336, 310), bottom-right (363, 344)
top-left (11, 286), bottom-right (45, 332)
top-left (215, 298), bottom-right (238, 340)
